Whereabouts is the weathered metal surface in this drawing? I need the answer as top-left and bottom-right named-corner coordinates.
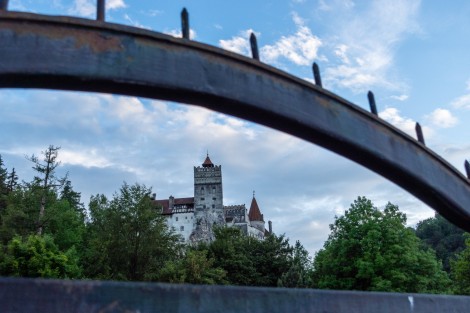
top-left (415, 123), bottom-right (425, 145)
top-left (1, 277), bottom-right (470, 313)
top-left (250, 32), bottom-right (260, 60)
top-left (96, 0), bottom-right (105, 22)
top-left (0, 0), bottom-right (8, 11)
top-left (367, 91), bottom-right (378, 116)
top-left (181, 8), bottom-right (189, 40)
top-left (0, 12), bottom-right (469, 232)
top-left (312, 62), bottom-right (322, 87)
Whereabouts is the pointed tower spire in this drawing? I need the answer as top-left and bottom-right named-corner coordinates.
top-left (248, 192), bottom-right (264, 222)
top-left (202, 152), bottom-right (214, 168)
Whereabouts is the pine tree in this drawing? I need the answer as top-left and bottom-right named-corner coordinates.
top-left (26, 145), bottom-right (64, 235)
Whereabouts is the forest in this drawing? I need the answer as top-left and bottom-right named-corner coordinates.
top-left (1, 145), bottom-right (470, 294)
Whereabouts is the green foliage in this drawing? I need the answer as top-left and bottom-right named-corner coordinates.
top-left (0, 184), bottom-right (44, 243)
top-left (159, 249), bottom-right (227, 284)
top-left (206, 227), bottom-right (308, 287)
top-left (82, 182), bottom-right (182, 281)
top-left (0, 155), bottom-right (8, 211)
top-left (207, 227), bottom-right (258, 285)
top-left (450, 235), bottom-right (470, 295)
top-left (43, 198), bottom-right (85, 252)
top-left (278, 241), bottom-right (313, 288)
top-left (0, 234), bottom-right (81, 278)
top-left (415, 214), bottom-right (465, 272)
top-left (312, 196), bottom-right (451, 293)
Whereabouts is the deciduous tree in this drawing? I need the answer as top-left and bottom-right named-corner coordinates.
top-left (82, 182), bottom-right (182, 281)
top-left (312, 196), bottom-right (451, 293)
top-left (0, 234), bottom-right (81, 279)
top-left (415, 213), bottom-right (465, 272)
top-left (451, 236), bottom-right (470, 295)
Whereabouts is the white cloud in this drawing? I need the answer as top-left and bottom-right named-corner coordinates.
top-left (452, 94), bottom-right (470, 109)
top-left (60, 149), bottom-right (112, 168)
top-left (451, 80), bottom-right (470, 110)
top-left (260, 12), bottom-right (322, 66)
top-left (219, 29), bottom-right (256, 56)
top-left (391, 94), bottom-right (409, 101)
top-left (380, 107), bottom-right (433, 139)
top-left (107, 0), bottom-right (126, 10)
top-left (324, 0), bottom-right (421, 93)
top-left (69, 0), bottom-right (94, 17)
top-left (318, 0), bottom-right (355, 11)
top-left (334, 44), bottom-right (350, 64)
top-left (164, 28), bottom-right (197, 40)
top-left (425, 108), bottom-right (458, 128)
top-left (123, 14), bottom-right (150, 29)
top-left (69, 0), bottom-right (126, 18)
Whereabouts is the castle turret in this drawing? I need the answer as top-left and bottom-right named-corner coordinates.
top-left (190, 153), bottom-right (224, 243)
top-left (248, 192), bottom-right (265, 233)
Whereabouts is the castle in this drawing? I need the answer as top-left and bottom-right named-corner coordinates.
top-left (154, 154), bottom-right (272, 243)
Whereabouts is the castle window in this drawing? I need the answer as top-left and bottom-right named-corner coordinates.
top-left (175, 217), bottom-right (178, 221)
top-left (212, 197), bottom-right (216, 200)
top-left (180, 226), bottom-right (184, 231)
top-left (185, 216), bottom-right (187, 219)
top-left (201, 197), bottom-right (205, 200)
top-left (201, 187), bottom-right (204, 191)
top-left (212, 204), bottom-right (215, 208)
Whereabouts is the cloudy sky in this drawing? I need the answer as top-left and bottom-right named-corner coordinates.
top-left (1, 0), bottom-right (470, 255)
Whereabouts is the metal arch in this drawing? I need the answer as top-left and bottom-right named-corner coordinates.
top-left (0, 12), bottom-right (469, 230)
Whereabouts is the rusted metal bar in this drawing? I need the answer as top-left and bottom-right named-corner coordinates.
top-left (0, 12), bottom-right (469, 231)
top-left (0, 0), bottom-right (8, 11)
top-left (312, 62), bottom-right (322, 87)
top-left (2, 277), bottom-right (470, 313)
top-left (367, 91), bottom-right (378, 116)
top-left (415, 122), bottom-right (425, 145)
top-left (250, 32), bottom-right (260, 60)
top-left (181, 8), bottom-right (189, 39)
top-left (96, 0), bottom-right (105, 21)
top-left (465, 160), bottom-right (470, 179)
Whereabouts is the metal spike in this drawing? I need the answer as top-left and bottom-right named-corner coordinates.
top-left (96, 0), bottom-right (105, 21)
top-left (250, 33), bottom-right (260, 61)
top-left (0, 0), bottom-right (9, 10)
top-left (181, 8), bottom-right (190, 39)
top-left (465, 160), bottom-right (470, 179)
top-left (312, 63), bottom-right (322, 87)
top-left (367, 91), bottom-right (378, 116)
top-left (415, 122), bottom-right (425, 145)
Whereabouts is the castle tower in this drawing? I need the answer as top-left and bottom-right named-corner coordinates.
top-left (190, 153), bottom-right (224, 243)
top-left (248, 192), bottom-right (265, 233)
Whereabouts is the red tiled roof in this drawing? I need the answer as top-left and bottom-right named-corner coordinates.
top-left (202, 155), bottom-right (214, 167)
top-left (248, 196), bottom-right (263, 221)
top-left (154, 197), bottom-right (194, 214)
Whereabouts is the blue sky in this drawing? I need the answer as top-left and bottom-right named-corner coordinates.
top-left (1, 0), bottom-right (470, 254)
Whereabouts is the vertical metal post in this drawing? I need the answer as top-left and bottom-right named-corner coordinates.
top-left (0, 0), bottom-right (9, 11)
top-left (415, 122), bottom-right (425, 145)
top-left (312, 63), bottom-right (322, 87)
top-left (181, 8), bottom-right (189, 39)
top-left (465, 160), bottom-right (470, 179)
top-left (367, 91), bottom-right (378, 116)
top-left (96, 0), bottom-right (105, 21)
top-left (250, 33), bottom-right (260, 61)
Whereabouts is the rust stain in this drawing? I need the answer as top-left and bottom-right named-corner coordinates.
top-left (2, 22), bottom-right (124, 53)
